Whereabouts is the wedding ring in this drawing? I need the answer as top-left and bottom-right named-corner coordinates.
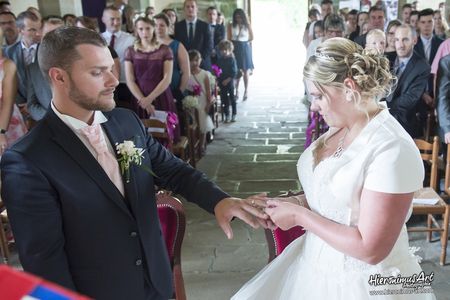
top-left (251, 199), bottom-right (256, 207)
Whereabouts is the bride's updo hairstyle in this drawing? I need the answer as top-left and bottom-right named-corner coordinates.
top-left (303, 37), bottom-right (395, 106)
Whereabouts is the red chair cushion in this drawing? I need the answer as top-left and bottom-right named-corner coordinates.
top-left (157, 205), bottom-right (179, 260)
top-left (273, 226), bottom-right (305, 256)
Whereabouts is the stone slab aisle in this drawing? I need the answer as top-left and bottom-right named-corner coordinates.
top-left (181, 72), bottom-right (309, 299)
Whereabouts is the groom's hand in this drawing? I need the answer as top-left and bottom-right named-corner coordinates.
top-left (214, 195), bottom-right (270, 239)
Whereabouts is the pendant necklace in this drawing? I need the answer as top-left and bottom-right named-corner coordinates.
top-left (333, 129), bottom-right (349, 158)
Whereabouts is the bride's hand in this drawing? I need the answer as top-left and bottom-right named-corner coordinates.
top-left (265, 200), bottom-right (304, 230)
top-left (268, 193), bottom-right (310, 209)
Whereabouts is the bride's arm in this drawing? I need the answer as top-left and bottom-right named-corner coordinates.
top-left (266, 189), bottom-right (413, 265)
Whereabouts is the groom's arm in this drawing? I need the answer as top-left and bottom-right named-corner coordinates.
top-left (1, 150), bottom-right (75, 290)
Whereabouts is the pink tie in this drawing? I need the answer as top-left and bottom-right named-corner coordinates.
top-left (79, 124), bottom-right (125, 196)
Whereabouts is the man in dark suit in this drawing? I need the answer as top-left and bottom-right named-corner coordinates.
top-left (387, 24), bottom-right (430, 138)
top-left (435, 54), bottom-right (450, 144)
top-left (354, 6), bottom-right (386, 48)
top-left (175, 0), bottom-right (213, 70)
top-left (4, 10), bottom-right (41, 107)
top-left (414, 9), bottom-right (444, 102)
top-left (0, 27), bottom-right (268, 300)
top-left (207, 6), bottom-right (225, 65)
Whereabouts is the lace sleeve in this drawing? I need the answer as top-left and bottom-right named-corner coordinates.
top-left (161, 44), bottom-right (174, 61)
top-left (124, 46), bottom-right (134, 62)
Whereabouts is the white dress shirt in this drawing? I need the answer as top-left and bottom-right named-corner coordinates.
top-left (101, 30), bottom-right (135, 83)
top-left (51, 102), bottom-right (116, 159)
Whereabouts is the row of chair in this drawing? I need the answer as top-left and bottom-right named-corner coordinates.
top-left (142, 107), bottom-right (204, 168)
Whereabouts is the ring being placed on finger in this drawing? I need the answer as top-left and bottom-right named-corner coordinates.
top-left (251, 199), bottom-right (255, 206)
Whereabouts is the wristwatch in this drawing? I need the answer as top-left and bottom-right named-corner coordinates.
top-left (0, 129), bottom-right (7, 134)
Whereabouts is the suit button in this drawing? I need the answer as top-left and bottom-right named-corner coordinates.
top-left (130, 231), bottom-right (138, 237)
top-left (135, 259), bottom-right (142, 266)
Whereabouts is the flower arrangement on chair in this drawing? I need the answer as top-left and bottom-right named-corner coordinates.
top-left (211, 64), bottom-right (222, 78)
top-left (182, 84), bottom-right (202, 110)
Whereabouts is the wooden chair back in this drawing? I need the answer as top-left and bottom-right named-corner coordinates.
top-left (444, 146), bottom-right (450, 197)
top-left (183, 108), bottom-right (202, 167)
top-left (0, 193), bottom-right (11, 264)
top-left (141, 119), bottom-right (173, 151)
top-left (156, 191), bottom-right (187, 300)
top-left (414, 136), bottom-right (439, 190)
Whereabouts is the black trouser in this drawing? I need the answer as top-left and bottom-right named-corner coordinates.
top-left (220, 85), bottom-right (236, 117)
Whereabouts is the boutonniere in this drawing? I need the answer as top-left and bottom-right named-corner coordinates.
top-left (116, 140), bottom-right (156, 183)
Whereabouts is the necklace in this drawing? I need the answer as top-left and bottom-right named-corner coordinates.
top-left (332, 129), bottom-right (349, 158)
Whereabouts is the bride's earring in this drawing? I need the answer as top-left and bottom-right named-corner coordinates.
top-left (345, 90), bottom-right (353, 102)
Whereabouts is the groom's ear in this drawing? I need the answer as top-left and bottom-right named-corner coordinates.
top-left (48, 67), bottom-right (67, 86)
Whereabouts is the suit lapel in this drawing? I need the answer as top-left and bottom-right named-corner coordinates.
top-left (101, 112), bottom-right (141, 216)
top-left (46, 110), bottom-right (133, 218)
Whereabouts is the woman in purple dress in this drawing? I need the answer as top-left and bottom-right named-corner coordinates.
top-left (124, 16), bottom-right (179, 141)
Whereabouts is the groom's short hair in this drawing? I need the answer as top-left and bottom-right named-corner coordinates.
top-left (38, 26), bottom-right (107, 82)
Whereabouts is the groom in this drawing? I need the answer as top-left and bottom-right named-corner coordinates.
top-left (0, 27), bottom-right (267, 300)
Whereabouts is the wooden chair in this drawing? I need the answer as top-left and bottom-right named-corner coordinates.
top-left (0, 194), bottom-right (11, 264)
top-left (183, 108), bottom-right (202, 168)
top-left (408, 136), bottom-right (449, 265)
top-left (264, 191), bottom-right (306, 263)
top-left (156, 191), bottom-right (187, 300)
top-left (414, 137), bottom-right (439, 190)
top-left (141, 119), bottom-right (190, 165)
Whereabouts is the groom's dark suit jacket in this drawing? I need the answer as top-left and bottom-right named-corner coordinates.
top-left (0, 108), bottom-right (229, 300)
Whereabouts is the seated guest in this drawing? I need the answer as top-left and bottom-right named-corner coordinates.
top-left (433, 9), bottom-right (447, 40)
top-left (436, 54), bottom-right (450, 144)
top-left (365, 29), bottom-right (386, 54)
top-left (410, 10), bottom-right (419, 29)
top-left (76, 16), bottom-right (120, 80)
top-left (307, 14), bottom-right (344, 60)
top-left (27, 17), bottom-right (64, 122)
top-left (355, 6), bottom-right (386, 48)
top-left (0, 27), bottom-right (27, 154)
top-left (349, 11), bottom-right (368, 41)
top-left (385, 20), bottom-right (402, 61)
top-left (387, 24), bottom-right (430, 138)
top-left (0, 11), bottom-right (19, 46)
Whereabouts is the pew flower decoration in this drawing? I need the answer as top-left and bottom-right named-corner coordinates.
top-left (182, 95), bottom-right (199, 109)
top-left (116, 140), bottom-right (155, 183)
top-left (211, 64), bottom-right (222, 77)
top-left (183, 83), bottom-right (202, 109)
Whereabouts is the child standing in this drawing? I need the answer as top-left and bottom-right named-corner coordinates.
top-left (187, 50), bottom-right (214, 150)
top-left (216, 40), bottom-right (238, 122)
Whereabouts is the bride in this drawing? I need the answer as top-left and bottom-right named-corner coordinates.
top-left (232, 38), bottom-right (436, 299)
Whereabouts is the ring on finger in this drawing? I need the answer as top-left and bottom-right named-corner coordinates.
top-left (251, 199), bottom-right (256, 207)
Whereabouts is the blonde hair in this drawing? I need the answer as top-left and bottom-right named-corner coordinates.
top-left (366, 29), bottom-right (385, 42)
top-left (304, 37), bottom-right (395, 164)
top-left (304, 37), bottom-right (394, 104)
top-left (133, 17), bottom-right (158, 50)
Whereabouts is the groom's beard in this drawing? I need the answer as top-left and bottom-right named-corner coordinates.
top-left (68, 76), bottom-right (116, 112)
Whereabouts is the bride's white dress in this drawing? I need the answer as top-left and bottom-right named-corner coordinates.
top-left (232, 109), bottom-right (436, 299)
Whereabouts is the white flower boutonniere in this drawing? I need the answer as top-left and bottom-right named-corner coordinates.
top-left (116, 140), bottom-right (155, 183)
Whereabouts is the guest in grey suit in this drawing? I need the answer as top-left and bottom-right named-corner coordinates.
top-left (26, 17), bottom-right (64, 121)
top-left (4, 10), bottom-right (41, 107)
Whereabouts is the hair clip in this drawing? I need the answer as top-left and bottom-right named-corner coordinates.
top-left (314, 52), bottom-right (337, 61)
